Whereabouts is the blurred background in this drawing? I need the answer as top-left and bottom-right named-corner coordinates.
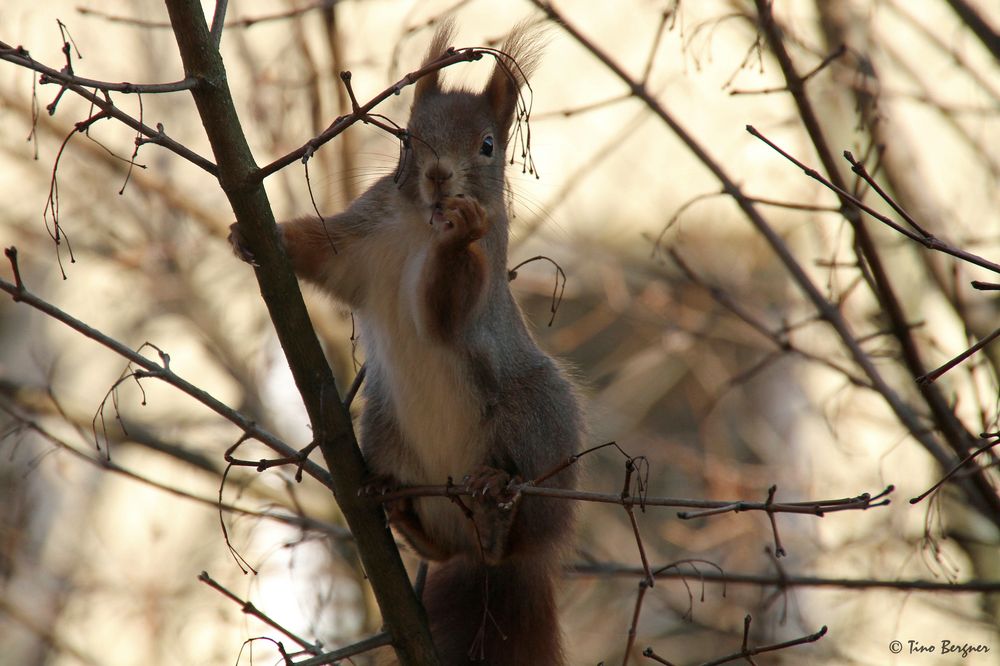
top-left (1, 0), bottom-right (998, 664)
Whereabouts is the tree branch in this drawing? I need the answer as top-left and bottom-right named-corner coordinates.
top-left (160, 3), bottom-right (439, 663)
top-left (570, 561), bottom-right (1000, 593)
top-left (944, 0), bottom-right (1000, 61)
top-left (0, 42), bottom-right (216, 174)
top-left (255, 47), bottom-right (487, 180)
top-left (377, 482), bottom-right (891, 516)
top-left (0, 248), bottom-right (326, 483)
top-left (527, 0), bottom-right (981, 522)
top-left (751, 0), bottom-right (1000, 525)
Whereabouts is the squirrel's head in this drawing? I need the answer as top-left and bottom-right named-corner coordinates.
top-left (400, 20), bottom-right (540, 215)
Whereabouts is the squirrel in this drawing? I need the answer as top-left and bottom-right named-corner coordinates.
top-left (230, 20), bottom-right (582, 665)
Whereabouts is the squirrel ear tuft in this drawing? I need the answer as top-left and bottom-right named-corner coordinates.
top-left (414, 18), bottom-right (456, 103)
top-left (486, 20), bottom-right (544, 136)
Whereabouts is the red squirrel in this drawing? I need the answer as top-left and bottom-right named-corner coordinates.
top-left (231, 21), bottom-right (582, 665)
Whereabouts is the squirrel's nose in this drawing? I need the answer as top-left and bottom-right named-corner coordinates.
top-left (425, 164), bottom-right (453, 184)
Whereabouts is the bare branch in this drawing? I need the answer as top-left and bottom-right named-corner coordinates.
top-left (77, 1), bottom-right (338, 31)
top-left (508, 255), bottom-right (566, 326)
top-left (569, 561), bottom-right (1000, 593)
top-left (528, 1), bottom-right (969, 515)
top-left (944, 0), bottom-right (1000, 60)
top-left (161, 2), bottom-right (438, 662)
top-left (256, 47), bottom-right (489, 179)
top-left (209, 0), bottom-right (228, 47)
top-left (0, 42), bottom-right (215, 173)
top-left (0, 247), bottom-right (331, 488)
top-left (911, 434), bottom-right (1000, 504)
top-left (199, 571), bottom-right (322, 655)
top-left (623, 578), bottom-right (650, 666)
top-left (746, 0), bottom-right (1000, 526)
top-left (0, 399), bottom-right (348, 538)
top-left (694, 616), bottom-right (827, 666)
top-left (291, 633), bottom-right (393, 666)
top-left (917, 326), bottom-right (1000, 385)
top-left (377, 481), bottom-right (892, 518)
top-left (729, 44), bottom-right (847, 95)
top-left (745, 129), bottom-right (1000, 276)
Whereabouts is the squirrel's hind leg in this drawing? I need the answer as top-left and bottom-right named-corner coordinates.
top-left (361, 474), bottom-right (452, 561)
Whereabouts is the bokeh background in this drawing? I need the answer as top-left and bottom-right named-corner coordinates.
top-left (1, 1), bottom-right (998, 664)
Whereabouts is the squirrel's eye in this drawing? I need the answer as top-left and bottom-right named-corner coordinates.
top-left (479, 135), bottom-right (494, 157)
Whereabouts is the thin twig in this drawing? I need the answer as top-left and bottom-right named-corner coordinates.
top-left (291, 632), bottom-right (393, 666)
top-left (0, 248), bottom-right (330, 488)
top-left (623, 579), bottom-right (650, 666)
top-left (622, 458), bottom-right (654, 586)
top-left (699, 621), bottom-right (827, 666)
top-left (910, 435), bottom-right (1000, 504)
top-left (842, 150), bottom-right (932, 237)
top-left (0, 42), bottom-right (216, 174)
top-left (78, 1), bottom-right (338, 31)
top-left (508, 255), bottom-right (567, 326)
top-left (569, 561), bottom-right (1000, 593)
top-left (730, 44), bottom-right (847, 95)
top-left (210, 0), bottom-right (229, 47)
top-left (641, 6), bottom-right (676, 84)
top-left (532, 93), bottom-right (630, 120)
top-left (528, 1), bottom-right (963, 512)
top-left (917, 326), bottom-right (1000, 384)
top-left (343, 364), bottom-right (367, 409)
top-left (377, 482), bottom-right (892, 517)
top-left (199, 571), bottom-right (322, 654)
top-left (256, 47), bottom-right (491, 180)
top-left (530, 440), bottom-right (627, 486)
top-left (749, 0), bottom-right (1000, 527)
top-left (0, 400), bottom-right (348, 538)
top-left (640, 648), bottom-right (677, 665)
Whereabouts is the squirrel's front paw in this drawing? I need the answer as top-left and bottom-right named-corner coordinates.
top-left (227, 222), bottom-right (259, 266)
top-left (359, 473), bottom-right (402, 497)
top-left (360, 473), bottom-right (409, 524)
top-left (432, 196), bottom-right (489, 246)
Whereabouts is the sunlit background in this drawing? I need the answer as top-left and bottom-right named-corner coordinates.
top-left (2, 1), bottom-right (999, 664)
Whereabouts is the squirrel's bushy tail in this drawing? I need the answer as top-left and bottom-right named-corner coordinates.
top-left (423, 556), bottom-right (564, 665)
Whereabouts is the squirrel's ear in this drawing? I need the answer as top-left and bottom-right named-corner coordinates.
top-left (414, 18), bottom-right (456, 103)
top-left (486, 21), bottom-right (543, 135)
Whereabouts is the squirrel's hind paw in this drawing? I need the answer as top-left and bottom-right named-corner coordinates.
top-left (464, 466), bottom-right (521, 508)
top-left (464, 466), bottom-right (522, 564)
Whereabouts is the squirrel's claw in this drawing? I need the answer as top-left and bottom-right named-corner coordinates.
top-left (464, 466), bottom-right (521, 509)
top-left (359, 473), bottom-right (401, 498)
top-left (227, 222), bottom-right (260, 267)
top-left (432, 196), bottom-right (489, 244)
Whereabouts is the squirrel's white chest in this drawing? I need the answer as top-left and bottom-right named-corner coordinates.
top-left (360, 225), bottom-right (485, 485)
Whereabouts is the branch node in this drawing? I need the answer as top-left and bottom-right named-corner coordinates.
top-left (340, 70), bottom-right (361, 113)
top-left (4, 247), bottom-right (25, 298)
top-left (136, 122), bottom-right (166, 147)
